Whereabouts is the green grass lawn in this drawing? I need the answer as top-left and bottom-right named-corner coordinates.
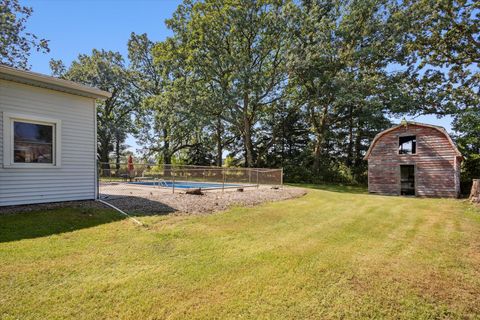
top-left (1, 186), bottom-right (480, 319)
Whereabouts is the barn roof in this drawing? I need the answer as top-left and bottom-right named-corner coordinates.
top-left (0, 64), bottom-right (111, 100)
top-left (364, 121), bottom-right (462, 160)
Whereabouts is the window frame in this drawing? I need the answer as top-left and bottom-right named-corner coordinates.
top-left (3, 112), bottom-right (61, 168)
top-left (398, 135), bottom-right (417, 155)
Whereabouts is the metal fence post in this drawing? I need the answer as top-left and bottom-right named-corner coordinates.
top-left (256, 169), bottom-right (259, 188)
top-left (222, 168), bottom-right (225, 192)
top-left (172, 167), bottom-right (175, 194)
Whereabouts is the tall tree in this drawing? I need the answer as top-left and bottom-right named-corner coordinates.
top-left (128, 32), bottom-right (163, 98)
top-left (453, 109), bottom-right (480, 181)
top-left (286, 0), bottom-right (403, 173)
top-left (0, 0), bottom-right (49, 69)
top-left (394, 0), bottom-right (479, 182)
top-left (166, 0), bottom-right (289, 167)
top-left (50, 50), bottom-right (136, 168)
top-left (255, 100), bottom-right (310, 169)
top-left (133, 36), bottom-right (205, 165)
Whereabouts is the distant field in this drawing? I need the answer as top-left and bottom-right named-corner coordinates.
top-left (1, 185), bottom-right (479, 319)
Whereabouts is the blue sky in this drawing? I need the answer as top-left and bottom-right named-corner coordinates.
top-left (25, 0), bottom-right (180, 74)
top-left (23, 0), bottom-right (454, 152)
top-left (24, 0), bottom-right (181, 152)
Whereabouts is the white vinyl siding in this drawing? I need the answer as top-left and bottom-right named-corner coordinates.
top-left (0, 80), bottom-right (96, 206)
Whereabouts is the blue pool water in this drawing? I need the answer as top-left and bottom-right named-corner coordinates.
top-left (129, 180), bottom-right (242, 189)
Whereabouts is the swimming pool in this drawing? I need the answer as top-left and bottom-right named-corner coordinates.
top-left (129, 180), bottom-right (244, 189)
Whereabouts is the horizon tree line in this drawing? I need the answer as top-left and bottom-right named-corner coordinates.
top-left (1, 0), bottom-right (478, 186)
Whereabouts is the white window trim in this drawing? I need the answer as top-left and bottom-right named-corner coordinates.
top-left (3, 112), bottom-right (61, 168)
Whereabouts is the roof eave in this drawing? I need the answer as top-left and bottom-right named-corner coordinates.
top-left (364, 121), bottom-right (463, 160)
top-left (0, 64), bottom-right (111, 100)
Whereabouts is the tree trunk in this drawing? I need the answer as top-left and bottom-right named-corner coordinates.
top-left (163, 128), bottom-right (172, 177)
top-left (163, 149), bottom-right (172, 165)
top-left (281, 113), bottom-right (286, 166)
top-left (243, 110), bottom-right (254, 168)
top-left (470, 179), bottom-right (480, 203)
top-left (98, 137), bottom-right (110, 170)
top-left (98, 146), bottom-right (110, 181)
top-left (353, 108), bottom-right (364, 168)
top-left (312, 105), bottom-right (329, 172)
top-left (346, 105), bottom-right (354, 167)
top-left (244, 121), bottom-right (254, 167)
top-left (241, 92), bottom-right (255, 168)
top-left (215, 117), bottom-right (223, 167)
top-left (115, 138), bottom-right (121, 170)
top-left (163, 128), bottom-right (172, 165)
top-left (313, 136), bottom-right (322, 172)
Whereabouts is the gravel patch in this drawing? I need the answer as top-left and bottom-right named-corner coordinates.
top-left (0, 187), bottom-right (307, 216)
top-left (103, 186), bottom-right (307, 215)
top-left (105, 186), bottom-right (307, 215)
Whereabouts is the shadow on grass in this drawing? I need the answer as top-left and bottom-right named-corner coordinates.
top-left (0, 195), bottom-right (180, 243)
top-left (0, 206), bottom-right (126, 243)
top-left (100, 194), bottom-right (178, 216)
top-left (287, 183), bottom-right (368, 195)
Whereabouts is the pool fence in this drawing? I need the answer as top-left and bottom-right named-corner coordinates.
top-left (98, 162), bottom-right (283, 198)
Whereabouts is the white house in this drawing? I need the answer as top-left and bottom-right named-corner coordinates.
top-left (0, 65), bottom-right (111, 206)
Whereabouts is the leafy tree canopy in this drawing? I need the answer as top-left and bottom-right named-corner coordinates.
top-left (0, 0), bottom-right (49, 69)
top-left (50, 50), bottom-right (137, 167)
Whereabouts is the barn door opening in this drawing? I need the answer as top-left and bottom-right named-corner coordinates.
top-left (400, 165), bottom-right (415, 196)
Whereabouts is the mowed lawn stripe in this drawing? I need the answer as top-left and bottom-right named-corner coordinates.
top-left (1, 186), bottom-right (479, 319)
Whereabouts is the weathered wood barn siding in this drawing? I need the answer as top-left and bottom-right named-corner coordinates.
top-left (365, 123), bottom-right (462, 198)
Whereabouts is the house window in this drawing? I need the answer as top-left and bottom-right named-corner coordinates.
top-left (14, 121), bottom-right (54, 163)
top-left (399, 135), bottom-right (416, 154)
top-left (3, 113), bottom-right (61, 168)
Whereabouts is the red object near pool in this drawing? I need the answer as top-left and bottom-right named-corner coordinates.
top-left (127, 155), bottom-right (134, 180)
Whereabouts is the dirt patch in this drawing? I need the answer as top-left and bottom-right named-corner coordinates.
top-left (0, 200), bottom-right (105, 215)
top-left (104, 186), bottom-right (307, 215)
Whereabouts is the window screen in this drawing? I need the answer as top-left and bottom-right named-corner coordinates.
top-left (13, 121), bottom-right (54, 163)
top-left (399, 135), bottom-right (416, 154)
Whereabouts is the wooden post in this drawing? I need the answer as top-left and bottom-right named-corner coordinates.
top-left (470, 179), bottom-right (479, 203)
top-left (280, 168), bottom-right (283, 187)
top-left (172, 168), bottom-right (175, 194)
top-left (256, 169), bottom-right (259, 189)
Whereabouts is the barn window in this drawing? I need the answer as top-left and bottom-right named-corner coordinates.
top-left (3, 113), bottom-right (61, 168)
top-left (399, 136), bottom-right (416, 154)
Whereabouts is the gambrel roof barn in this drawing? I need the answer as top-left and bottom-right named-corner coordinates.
top-left (364, 121), bottom-right (462, 198)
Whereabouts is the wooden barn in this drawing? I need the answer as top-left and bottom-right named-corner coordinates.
top-left (364, 121), bottom-right (462, 198)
